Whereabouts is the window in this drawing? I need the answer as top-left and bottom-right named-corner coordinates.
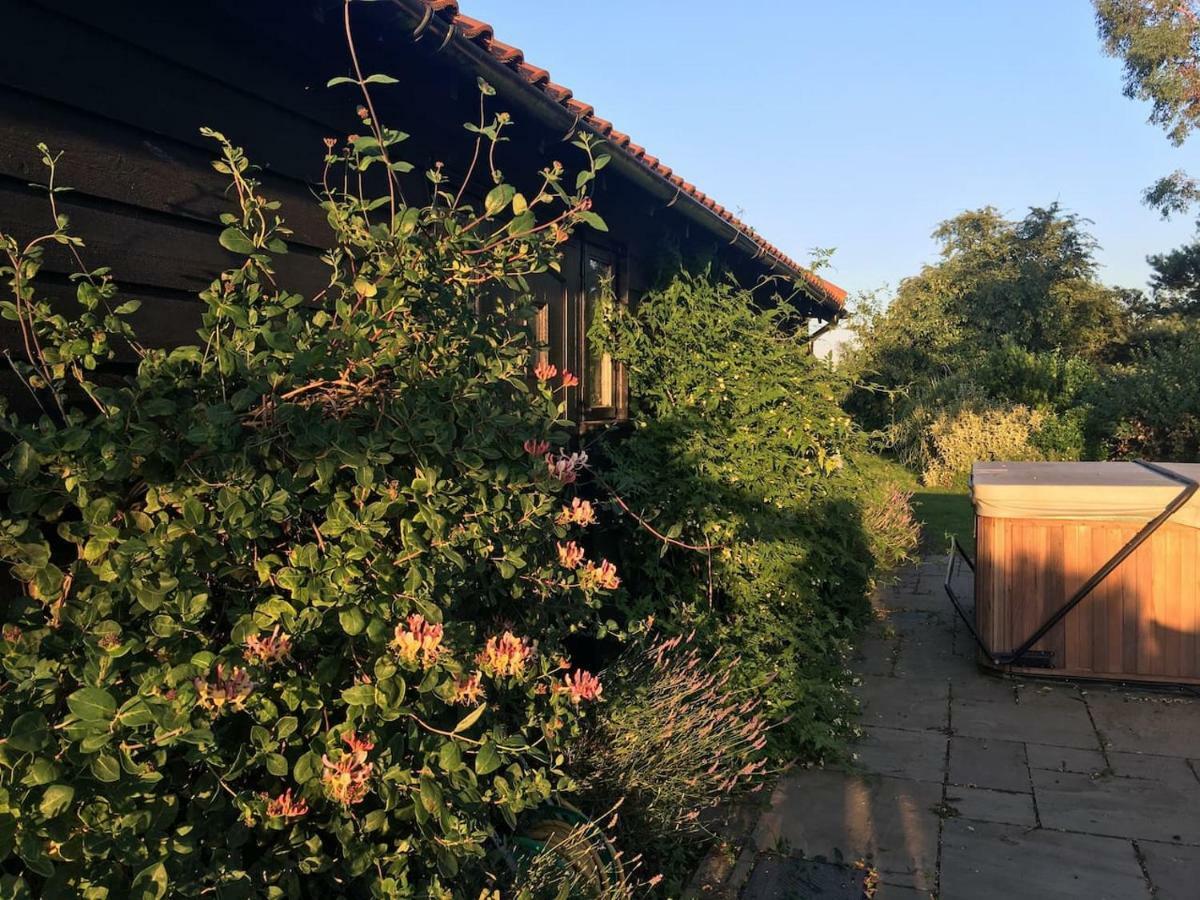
top-left (583, 252), bottom-right (618, 414)
top-left (526, 243), bottom-right (626, 427)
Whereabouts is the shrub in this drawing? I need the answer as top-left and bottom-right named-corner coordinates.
top-left (565, 632), bottom-right (769, 895)
top-left (1083, 327), bottom-right (1200, 460)
top-left (574, 633), bottom-right (768, 832)
top-left (597, 272), bottom-right (874, 759)
top-left (0, 76), bottom-right (621, 895)
top-left (890, 397), bottom-right (1047, 487)
top-left (858, 478), bottom-right (920, 572)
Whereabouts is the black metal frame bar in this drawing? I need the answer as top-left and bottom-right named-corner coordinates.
top-left (944, 460), bottom-right (1199, 668)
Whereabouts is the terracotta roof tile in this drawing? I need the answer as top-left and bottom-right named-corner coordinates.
top-left (486, 39), bottom-right (522, 64)
top-left (452, 14), bottom-right (492, 41)
top-left (413, 0), bottom-right (845, 308)
top-left (564, 98), bottom-right (595, 120)
top-left (542, 82), bottom-right (573, 103)
top-left (517, 62), bottom-right (550, 85)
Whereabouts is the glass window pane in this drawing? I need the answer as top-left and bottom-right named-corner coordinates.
top-left (584, 256), bottom-right (616, 410)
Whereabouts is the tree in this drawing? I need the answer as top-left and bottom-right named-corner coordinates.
top-left (1095, 0), bottom-right (1200, 147)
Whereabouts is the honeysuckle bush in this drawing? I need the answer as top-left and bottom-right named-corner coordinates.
top-left (0, 77), bottom-right (627, 896)
top-left (596, 272), bottom-right (910, 759)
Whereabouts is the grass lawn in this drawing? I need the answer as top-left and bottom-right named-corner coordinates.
top-left (913, 486), bottom-right (974, 557)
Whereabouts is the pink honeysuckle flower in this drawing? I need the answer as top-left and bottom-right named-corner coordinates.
top-left (523, 438), bottom-right (550, 457)
top-left (392, 614), bottom-right (444, 668)
top-left (322, 730), bottom-right (375, 806)
top-left (555, 497), bottom-right (597, 527)
top-left (534, 360), bottom-right (558, 382)
top-left (560, 370), bottom-right (580, 389)
top-left (561, 668), bottom-right (603, 703)
top-left (557, 540), bottom-right (586, 570)
top-left (244, 626), bottom-right (292, 666)
top-left (264, 789), bottom-right (308, 819)
top-left (579, 559), bottom-right (620, 592)
top-left (546, 450), bottom-right (588, 485)
top-left (478, 631), bottom-right (534, 678)
top-left (194, 664), bottom-right (255, 712)
top-left (451, 671), bottom-right (485, 706)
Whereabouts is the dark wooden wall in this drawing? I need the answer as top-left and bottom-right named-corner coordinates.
top-left (0, 0), bottom-right (799, 419)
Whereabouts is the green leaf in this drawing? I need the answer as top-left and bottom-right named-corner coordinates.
top-left (579, 210), bottom-right (608, 232)
top-left (218, 227), bottom-right (256, 256)
top-left (339, 607), bottom-right (366, 635)
top-left (91, 754), bottom-right (120, 783)
top-left (7, 712), bottom-right (49, 752)
top-left (265, 753), bottom-right (289, 777)
top-left (484, 185), bottom-right (515, 217)
top-left (362, 74), bottom-right (399, 85)
top-left (452, 703), bottom-right (487, 734)
top-left (326, 76), bottom-right (357, 87)
top-left (39, 784), bottom-right (74, 819)
top-left (130, 862), bottom-right (168, 900)
top-left (474, 741), bottom-right (502, 776)
top-left (294, 752), bottom-right (321, 784)
top-left (341, 684), bottom-right (375, 707)
top-left (67, 687), bottom-right (116, 722)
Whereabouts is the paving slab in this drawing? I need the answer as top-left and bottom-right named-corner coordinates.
top-left (848, 726), bottom-right (947, 784)
top-left (870, 884), bottom-right (933, 899)
top-left (751, 769), bottom-right (941, 891)
top-left (1107, 751), bottom-right (1200, 789)
top-left (944, 785), bottom-right (1037, 827)
top-left (885, 610), bottom-right (953, 639)
top-left (851, 637), bottom-right (898, 678)
top-left (892, 638), bottom-right (978, 681)
top-left (939, 819), bottom-right (1150, 900)
top-left (857, 675), bottom-right (949, 733)
top-left (1137, 840), bottom-right (1200, 900)
top-left (947, 669), bottom-right (1019, 703)
top-left (950, 694), bottom-right (1101, 750)
top-left (1031, 768), bottom-right (1200, 844)
top-left (739, 855), bottom-right (866, 899)
top-left (1025, 742), bottom-right (1106, 775)
top-left (1085, 690), bottom-right (1200, 757)
top-left (948, 735), bottom-right (1030, 792)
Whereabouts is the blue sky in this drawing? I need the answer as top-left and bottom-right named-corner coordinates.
top-left (461, 0), bottom-right (1197, 301)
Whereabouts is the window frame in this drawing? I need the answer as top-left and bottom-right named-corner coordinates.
top-left (574, 241), bottom-right (628, 428)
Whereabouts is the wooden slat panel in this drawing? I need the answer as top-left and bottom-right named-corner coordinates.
top-left (1186, 527), bottom-right (1200, 679)
top-left (0, 181), bottom-right (329, 296)
top-left (0, 0), bottom-right (347, 183)
top-left (1064, 523), bottom-right (1092, 672)
top-left (0, 87), bottom-right (332, 248)
top-left (1043, 524), bottom-right (1066, 664)
top-left (980, 517), bottom-right (1200, 683)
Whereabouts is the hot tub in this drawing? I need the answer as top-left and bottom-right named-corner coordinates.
top-left (964, 461), bottom-right (1200, 683)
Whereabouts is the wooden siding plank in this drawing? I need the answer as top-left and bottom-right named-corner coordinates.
top-left (0, 181), bottom-right (329, 296)
top-left (0, 87), bottom-right (333, 249)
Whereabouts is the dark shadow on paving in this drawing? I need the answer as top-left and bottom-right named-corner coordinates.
top-left (741, 855), bottom-right (868, 899)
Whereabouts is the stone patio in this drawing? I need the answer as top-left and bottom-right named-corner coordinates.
top-left (695, 556), bottom-right (1200, 899)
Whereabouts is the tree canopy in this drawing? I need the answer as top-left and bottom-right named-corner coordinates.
top-left (1095, 0), bottom-right (1200, 146)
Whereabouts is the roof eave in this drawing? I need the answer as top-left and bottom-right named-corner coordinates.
top-left (387, 0), bottom-right (844, 318)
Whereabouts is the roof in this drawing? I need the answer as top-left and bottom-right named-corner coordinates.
top-left (407, 0), bottom-right (847, 311)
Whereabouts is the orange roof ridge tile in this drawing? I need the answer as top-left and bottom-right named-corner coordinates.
top-left (412, 0), bottom-right (845, 309)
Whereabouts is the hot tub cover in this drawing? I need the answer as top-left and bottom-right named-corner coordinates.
top-left (971, 461), bottom-right (1200, 530)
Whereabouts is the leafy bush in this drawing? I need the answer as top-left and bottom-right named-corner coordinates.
top-left (858, 477), bottom-right (920, 571)
top-left (597, 272), bottom-right (880, 759)
top-left (0, 77), bottom-right (623, 895)
top-left (1084, 326), bottom-right (1200, 460)
top-left (576, 632), bottom-right (768, 831)
top-left (890, 397), bottom-right (1047, 487)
